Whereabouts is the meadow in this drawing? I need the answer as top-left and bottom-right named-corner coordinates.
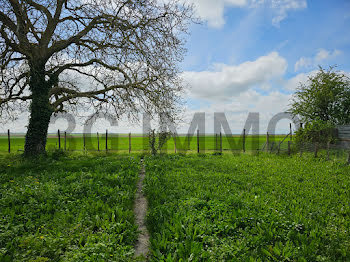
top-left (0, 153), bottom-right (141, 261)
top-left (0, 134), bottom-right (287, 153)
top-left (1, 150), bottom-right (349, 261)
top-left (144, 154), bottom-right (350, 261)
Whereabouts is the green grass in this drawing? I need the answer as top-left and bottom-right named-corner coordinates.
top-left (0, 134), bottom-right (286, 153)
top-left (0, 153), bottom-right (141, 261)
top-left (144, 153), bottom-right (350, 261)
top-left (2, 148), bottom-right (348, 261)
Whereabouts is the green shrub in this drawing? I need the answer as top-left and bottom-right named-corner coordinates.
top-left (294, 120), bottom-right (337, 147)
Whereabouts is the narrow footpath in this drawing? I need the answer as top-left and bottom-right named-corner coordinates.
top-left (133, 159), bottom-right (150, 259)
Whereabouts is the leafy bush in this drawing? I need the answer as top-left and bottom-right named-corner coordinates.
top-left (294, 120), bottom-right (337, 147)
top-left (289, 66), bottom-right (350, 125)
top-left (148, 129), bottom-right (172, 155)
top-left (48, 149), bottom-right (67, 160)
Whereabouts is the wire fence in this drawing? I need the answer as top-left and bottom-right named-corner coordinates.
top-left (1, 129), bottom-right (349, 163)
top-left (265, 135), bottom-right (350, 163)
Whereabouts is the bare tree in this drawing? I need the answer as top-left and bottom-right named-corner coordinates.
top-left (0, 0), bottom-right (194, 156)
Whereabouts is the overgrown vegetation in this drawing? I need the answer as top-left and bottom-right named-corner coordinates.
top-left (294, 120), bottom-right (337, 146)
top-left (144, 154), bottom-right (350, 261)
top-left (0, 154), bottom-right (140, 261)
top-left (148, 130), bottom-right (172, 155)
top-left (2, 151), bottom-right (349, 261)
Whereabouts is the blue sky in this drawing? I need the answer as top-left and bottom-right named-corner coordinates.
top-left (183, 0), bottom-right (350, 74)
top-left (171, 0), bottom-right (350, 133)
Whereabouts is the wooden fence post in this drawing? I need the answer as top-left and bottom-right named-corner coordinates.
top-left (314, 143), bottom-right (318, 158)
top-left (327, 141), bottom-right (331, 161)
top-left (243, 129), bottom-right (246, 153)
top-left (7, 129), bottom-right (10, 153)
top-left (187, 133), bottom-right (190, 150)
top-left (58, 129), bottom-right (61, 149)
top-left (288, 141), bottom-right (291, 156)
top-left (290, 123), bottom-right (292, 141)
top-left (327, 142), bottom-right (330, 161)
top-left (348, 151), bottom-right (350, 164)
top-left (270, 142), bottom-right (275, 153)
top-left (97, 132), bottom-right (100, 151)
top-left (64, 131), bottom-right (67, 151)
top-left (220, 132), bottom-right (223, 153)
top-left (266, 132), bottom-right (269, 152)
top-left (129, 133), bottom-right (131, 154)
top-left (106, 129), bottom-right (108, 152)
top-left (215, 133), bottom-right (218, 152)
top-left (197, 129), bottom-right (199, 154)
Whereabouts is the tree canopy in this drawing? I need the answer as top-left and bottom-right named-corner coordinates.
top-left (0, 0), bottom-right (195, 156)
top-left (289, 66), bottom-right (350, 125)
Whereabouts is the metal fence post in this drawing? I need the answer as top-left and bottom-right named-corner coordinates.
top-left (7, 129), bottom-right (10, 153)
top-left (220, 132), bottom-right (222, 153)
top-left (83, 133), bottom-right (86, 152)
top-left (58, 129), bottom-right (61, 149)
top-left (266, 132), bottom-right (269, 152)
top-left (106, 129), bottom-right (108, 152)
top-left (197, 129), bottom-right (199, 154)
top-left (288, 141), bottom-right (291, 156)
top-left (243, 129), bottom-right (246, 153)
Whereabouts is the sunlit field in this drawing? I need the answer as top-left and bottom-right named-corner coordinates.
top-left (144, 154), bottom-right (350, 261)
top-left (0, 134), bottom-right (287, 153)
top-left (0, 154), bottom-right (140, 261)
top-left (1, 152), bottom-right (349, 261)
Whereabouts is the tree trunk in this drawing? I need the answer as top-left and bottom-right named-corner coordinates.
top-left (24, 64), bottom-right (53, 157)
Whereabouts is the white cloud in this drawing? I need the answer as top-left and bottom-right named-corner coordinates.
top-left (284, 70), bottom-right (317, 91)
top-left (286, 68), bottom-right (350, 92)
top-left (315, 49), bottom-right (341, 62)
top-left (270, 0), bottom-right (307, 27)
top-left (294, 57), bottom-right (312, 71)
top-left (177, 89), bottom-right (293, 134)
top-left (187, 0), bottom-right (248, 28)
top-left (171, 0), bottom-right (306, 28)
top-left (181, 52), bottom-right (287, 101)
top-left (295, 49), bottom-right (341, 71)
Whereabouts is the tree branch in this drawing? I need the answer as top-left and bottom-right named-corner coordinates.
top-left (0, 10), bottom-right (17, 32)
top-left (46, 15), bottom-right (105, 58)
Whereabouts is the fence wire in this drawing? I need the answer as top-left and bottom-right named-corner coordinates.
top-left (1, 133), bottom-right (350, 163)
top-left (265, 138), bottom-right (350, 163)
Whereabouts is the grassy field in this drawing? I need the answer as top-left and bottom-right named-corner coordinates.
top-left (0, 153), bottom-right (140, 261)
top-left (1, 151), bottom-right (349, 261)
top-left (0, 134), bottom-right (287, 153)
top-left (144, 154), bottom-right (350, 261)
